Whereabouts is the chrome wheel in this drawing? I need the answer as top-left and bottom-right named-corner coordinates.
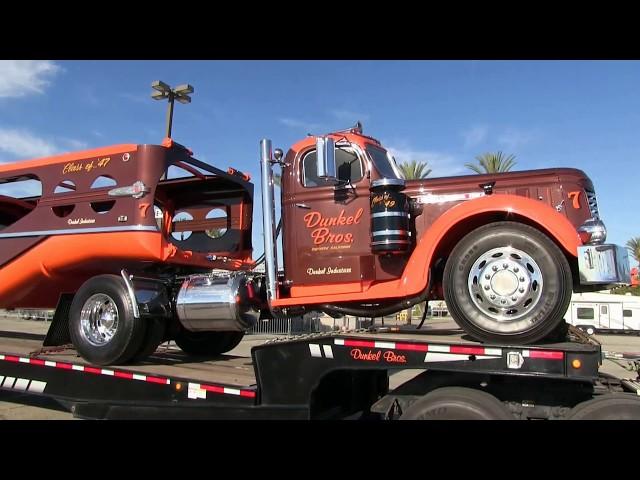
top-left (468, 246), bottom-right (543, 332)
top-left (80, 293), bottom-right (119, 346)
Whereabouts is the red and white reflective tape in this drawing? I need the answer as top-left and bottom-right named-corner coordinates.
top-left (0, 353), bottom-right (256, 399)
top-left (187, 382), bottom-right (256, 400)
top-left (522, 350), bottom-right (564, 360)
top-left (333, 338), bottom-right (502, 357)
top-left (0, 353), bottom-right (170, 385)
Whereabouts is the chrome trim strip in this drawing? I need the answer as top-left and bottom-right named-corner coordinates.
top-left (0, 225), bottom-right (158, 239)
top-left (120, 269), bottom-right (140, 319)
top-left (371, 178), bottom-right (405, 188)
top-left (371, 211), bottom-right (408, 218)
top-left (371, 229), bottom-right (408, 237)
top-left (372, 239), bottom-right (410, 246)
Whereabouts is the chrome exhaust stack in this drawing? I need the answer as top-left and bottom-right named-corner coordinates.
top-left (260, 139), bottom-right (278, 307)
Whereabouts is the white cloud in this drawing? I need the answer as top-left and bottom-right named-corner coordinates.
top-left (118, 92), bottom-right (147, 103)
top-left (0, 128), bottom-right (58, 160)
top-left (279, 117), bottom-right (324, 133)
top-left (61, 138), bottom-right (89, 150)
top-left (386, 145), bottom-right (466, 178)
top-left (462, 125), bottom-right (489, 148)
top-left (330, 109), bottom-right (370, 123)
top-left (0, 61), bottom-right (62, 98)
top-left (0, 128), bottom-right (93, 164)
top-left (497, 128), bottom-right (535, 151)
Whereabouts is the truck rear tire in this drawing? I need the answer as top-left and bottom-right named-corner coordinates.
top-left (174, 330), bottom-right (245, 356)
top-left (130, 317), bottom-right (166, 363)
top-left (443, 221), bottom-right (572, 344)
top-left (69, 275), bottom-right (146, 366)
top-left (566, 394), bottom-right (640, 419)
top-left (400, 387), bottom-right (513, 420)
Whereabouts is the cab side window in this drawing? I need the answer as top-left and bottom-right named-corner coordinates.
top-left (302, 148), bottom-right (363, 187)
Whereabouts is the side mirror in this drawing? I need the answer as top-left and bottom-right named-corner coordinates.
top-left (316, 136), bottom-right (337, 184)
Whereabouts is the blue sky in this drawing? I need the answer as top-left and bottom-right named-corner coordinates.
top-left (0, 60), bottom-right (637, 262)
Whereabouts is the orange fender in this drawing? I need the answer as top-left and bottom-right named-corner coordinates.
top-left (273, 193), bottom-right (581, 307)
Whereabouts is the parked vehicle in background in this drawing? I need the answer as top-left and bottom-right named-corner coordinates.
top-left (565, 291), bottom-right (640, 335)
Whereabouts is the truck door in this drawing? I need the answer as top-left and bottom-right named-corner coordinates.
top-left (283, 145), bottom-right (372, 293)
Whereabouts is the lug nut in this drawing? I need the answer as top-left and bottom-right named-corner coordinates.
top-left (492, 265), bottom-right (498, 271)
top-left (519, 287), bottom-right (525, 293)
top-left (511, 296), bottom-right (517, 301)
top-left (485, 274), bottom-right (491, 279)
top-left (484, 285), bottom-right (490, 290)
top-left (514, 267), bottom-right (519, 272)
top-left (503, 263), bottom-right (508, 269)
top-left (520, 277), bottom-right (525, 282)
top-left (490, 294), bottom-right (496, 300)
top-left (501, 299), bottom-right (507, 304)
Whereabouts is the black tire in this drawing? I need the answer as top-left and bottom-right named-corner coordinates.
top-left (443, 221), bottom-right (572, 344)
top-left (69, 275), bottom-right (146, 366)
top-left (566, 394), bottom-right (640, 420)
top-left (400, 387), bottom-right (513, 420)
top-left (130, 317), bottom-right (166, 363)
top-left (174, 330), bottom-right (245, 356)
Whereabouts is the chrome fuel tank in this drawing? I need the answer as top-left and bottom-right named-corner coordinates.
top-left (175, 274), bottom-right (258, 332)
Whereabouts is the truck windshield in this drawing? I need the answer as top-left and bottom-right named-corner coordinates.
top-left (366, 145), bottom-right (401, 179)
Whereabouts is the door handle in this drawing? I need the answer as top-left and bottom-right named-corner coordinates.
top-left (295, 203), bottom-right (311, 209)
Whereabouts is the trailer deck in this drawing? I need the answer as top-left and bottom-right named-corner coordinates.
top-left (0, 319), bottom-right (618, 419)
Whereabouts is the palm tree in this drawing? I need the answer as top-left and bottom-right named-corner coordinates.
top-left (398, 160), bottom-right (432, 179)
top-left (627, 237), bottom-right (640, 265)
top-left (465, 151), bottom-right (517, 174)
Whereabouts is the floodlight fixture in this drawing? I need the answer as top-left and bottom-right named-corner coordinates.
top-left (150, 80), bottom-right (195, 138)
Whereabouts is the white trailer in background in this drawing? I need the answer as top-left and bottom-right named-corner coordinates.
top-left (565, 292), bottom-right (640, 335)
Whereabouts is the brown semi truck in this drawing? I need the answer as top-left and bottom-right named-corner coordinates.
top-left (0, 124), bottom-right (630, 366)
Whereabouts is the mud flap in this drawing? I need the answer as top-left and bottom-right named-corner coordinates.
top-left (43, 294), bottom-right (74, 346)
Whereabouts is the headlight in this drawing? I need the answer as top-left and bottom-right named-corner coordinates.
top-left (578, 218), bottom-right (607, 245)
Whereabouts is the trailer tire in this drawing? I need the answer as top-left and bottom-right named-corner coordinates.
top-left (400, 387), bottom-right (513, 420)
top-left (69, 275), bottom-right (146, 366)
top-left (130, 317), bottom-right (166, 363)
top-left (566, 394), bottom-right (640, 420)
top-left (443, 221), bottom-right (572, 345)
top-left (174, 330), bottom-right (244, 356)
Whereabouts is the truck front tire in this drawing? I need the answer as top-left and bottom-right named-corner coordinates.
top-left (69, 275), bottom-right (146, 366)
top-left (443, 221), bottom-right (572, 344)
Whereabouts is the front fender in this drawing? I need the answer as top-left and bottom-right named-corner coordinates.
top-left (400, 194), bottom-right (581, 297)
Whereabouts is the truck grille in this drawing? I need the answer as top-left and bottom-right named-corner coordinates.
top-left (585, 189), bottom-right (599, 219)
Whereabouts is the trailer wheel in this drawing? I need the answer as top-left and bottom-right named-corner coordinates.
top-left (130, 317), bottom-right (166, 363)
top-left (69, 275), bottom-right (146, 365)
top-left (443, 221), bottom-right (572, 344)
top-left (174, 330), bottom-right (245, 356)
top-left (566, 394), bottom-right (640, 419)
top-left (400, 387), bottom-right (513, 420)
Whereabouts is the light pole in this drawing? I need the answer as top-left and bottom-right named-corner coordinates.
top-left (151, 80), bottom-right (194, 138)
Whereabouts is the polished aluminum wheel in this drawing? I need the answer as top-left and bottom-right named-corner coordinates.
top-left (79, 293), bottom-right (119, 346)
top-left (468, 246), bottom-right (543, 331)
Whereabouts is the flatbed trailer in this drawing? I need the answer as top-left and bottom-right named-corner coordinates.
top-left (1, 325), bottom-right (638, 420)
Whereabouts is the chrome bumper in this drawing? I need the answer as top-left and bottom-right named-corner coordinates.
top-left (578, 244), bottom-right (631, 285)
